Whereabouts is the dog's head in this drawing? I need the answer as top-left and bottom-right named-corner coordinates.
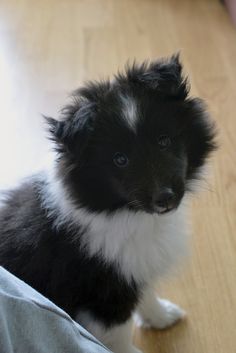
top-left (47, 55), bottom-right (216, 214)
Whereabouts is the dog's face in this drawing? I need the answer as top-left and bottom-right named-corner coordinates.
top-left (48, 55), bottom-right (216, 214)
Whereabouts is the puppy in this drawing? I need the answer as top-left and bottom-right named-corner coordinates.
top-left (0, 55), bottom-right (216, 353)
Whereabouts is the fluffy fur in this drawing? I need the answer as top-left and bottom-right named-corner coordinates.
top-left (0, 55), bottom-right (216, 353)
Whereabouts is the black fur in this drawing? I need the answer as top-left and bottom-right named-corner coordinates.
top-left (0, 179), bottom-right (140, 325)
top-left (0, 55), bottom-right (216, 327)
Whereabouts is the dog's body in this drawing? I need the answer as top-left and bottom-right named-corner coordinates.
top-left (0, 56), bottom-right (215, 353)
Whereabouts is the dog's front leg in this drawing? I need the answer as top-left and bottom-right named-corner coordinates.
top-left (102, 319), bottom-right (143, 353)
top-left (134, 286), bottom-right (186, 330)
top-left (77, 313), bottom-right (142, 353)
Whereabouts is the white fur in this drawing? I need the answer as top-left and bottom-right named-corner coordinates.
top-left (134, 286), bottom-right (185, 329)
top-left (186, 164), bottom-right (212, 194)
top-left (41, 166), bottom-right (190, 285)
top-left (120, 94), bottom-right (138, 131)
top-left (76, 312), bottom-right (141, 353)
top-left (77, 287), bottom-right (185, 353)
top-left (41, 166), bottom-right (190, 353)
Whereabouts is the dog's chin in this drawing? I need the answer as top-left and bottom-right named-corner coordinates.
top-left (145, 206), bottom-right (177, 215)
top-left (126, 203), bottom-right (178, 215)
top-left (154, 205), bottom-right (177, 215)
top-left (127, 198), bottom-right (183, 215)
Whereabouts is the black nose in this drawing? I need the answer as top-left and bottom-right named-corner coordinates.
top-left (155, 188), bottom-right (175, 209)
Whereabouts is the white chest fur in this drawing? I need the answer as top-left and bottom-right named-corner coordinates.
top-left (79, 205), bottom-right (189, 284)
top-left (43, 172), bottom-right (190, 285)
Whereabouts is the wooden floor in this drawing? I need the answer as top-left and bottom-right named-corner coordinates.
top-left (0, 0), bottom-right (236, 352)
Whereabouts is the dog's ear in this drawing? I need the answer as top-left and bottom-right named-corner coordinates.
top-left (127, 54), bottom-right (189, 99)
top-left (46, 101), bottom-right (96, 156)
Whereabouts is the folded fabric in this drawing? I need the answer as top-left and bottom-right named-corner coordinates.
top-left (0, 266), bottom-right (112, 353)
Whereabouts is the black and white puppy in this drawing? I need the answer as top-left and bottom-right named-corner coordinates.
top-left (0, 55), bottom-right (216, 353)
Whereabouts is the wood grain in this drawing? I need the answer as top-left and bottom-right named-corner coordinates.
top-left (0, 0), bottom-right (235, 352)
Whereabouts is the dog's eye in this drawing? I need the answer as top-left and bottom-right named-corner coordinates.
top-left (157, 135), bottom-right (171, 150)
top-left (113, 153), bottom-right (129, 168)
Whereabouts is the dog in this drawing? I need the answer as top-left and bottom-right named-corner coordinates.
top-left (0, 55), bottom-right (216, 353)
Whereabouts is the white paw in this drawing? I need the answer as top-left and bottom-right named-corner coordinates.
top-left (135, 298), bottom-right (186, 330)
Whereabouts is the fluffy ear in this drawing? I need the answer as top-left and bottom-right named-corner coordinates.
top-left (126, 54), bottom-right (189, 99)
top-left (46, 101), bottom-right (96, 156)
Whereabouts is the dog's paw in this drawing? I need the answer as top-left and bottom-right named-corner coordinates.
top-left (134, 298), bottom-right (186, 330)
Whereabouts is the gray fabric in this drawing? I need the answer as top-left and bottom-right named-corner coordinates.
top-left (0, 267), bottom-right (112, 353)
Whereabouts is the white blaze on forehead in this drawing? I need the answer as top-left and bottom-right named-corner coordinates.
top-left (120, 94), bottom-right (138, 131)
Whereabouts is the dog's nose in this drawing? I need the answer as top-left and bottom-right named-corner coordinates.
top-left (154, 188), bottom-right (175, 213)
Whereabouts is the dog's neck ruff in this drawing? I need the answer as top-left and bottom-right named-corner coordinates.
top-left (41, 166), bottom-right (190, 284)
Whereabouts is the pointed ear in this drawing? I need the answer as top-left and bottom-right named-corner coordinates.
top-left (127, 54), bottom-right (189, 99)
top-left (45, 101), bottom-right (96, 156)
top-left (46, 116), bottom-right (66, 143)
